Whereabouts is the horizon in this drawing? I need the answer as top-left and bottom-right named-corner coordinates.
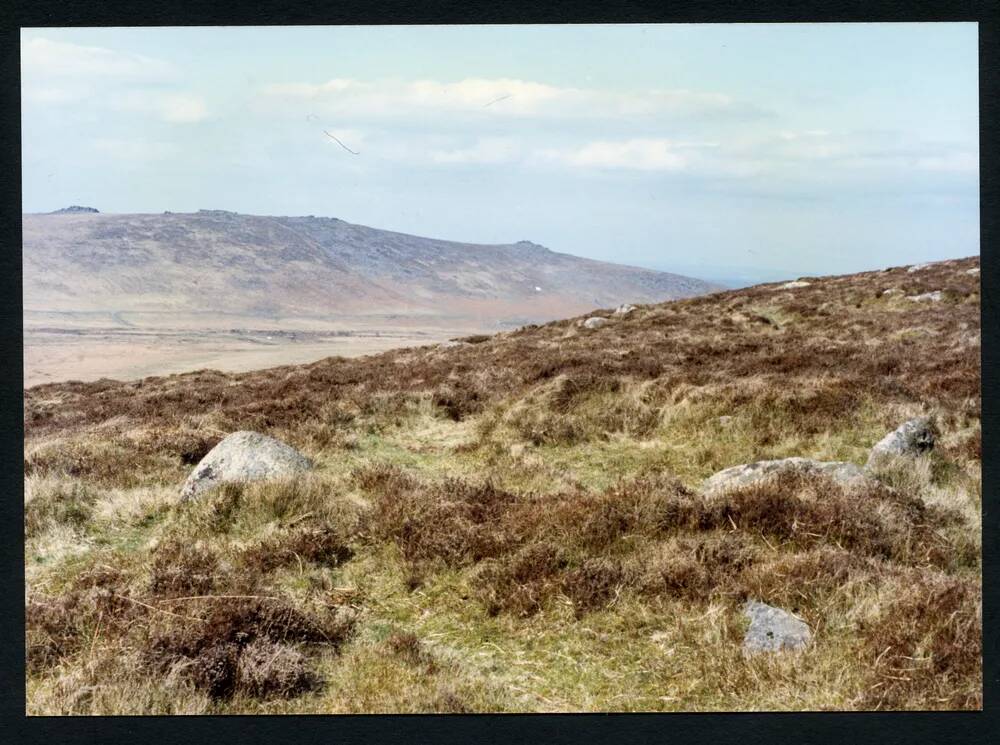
top-left (21, 24), bottom-right (979, 285)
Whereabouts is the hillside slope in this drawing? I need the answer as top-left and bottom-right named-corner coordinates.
top-left (24, 257), bottom-right (981, 714)
top-left (22, 210), bottom-right (720, 326)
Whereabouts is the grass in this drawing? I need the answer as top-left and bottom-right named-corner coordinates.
top-left (23, 257), bottom-right (982, 713)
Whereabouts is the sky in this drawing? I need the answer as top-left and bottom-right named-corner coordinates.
top-left (21, 24), bottom-right (979, 285)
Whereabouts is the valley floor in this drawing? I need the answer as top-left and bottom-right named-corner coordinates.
top-left (24, 328), bottom-right (462, 386)
top-left (23, 314), bottom-right (484, 385)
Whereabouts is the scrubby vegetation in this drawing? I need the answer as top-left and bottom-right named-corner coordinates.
top-left (24, 257), bottom-right (981, 712)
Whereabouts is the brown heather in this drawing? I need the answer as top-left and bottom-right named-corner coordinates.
top-left (24, 257), bottom-right (981, 713)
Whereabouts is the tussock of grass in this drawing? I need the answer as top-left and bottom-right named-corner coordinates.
top-left (858, 571), bottom-right (981, 710)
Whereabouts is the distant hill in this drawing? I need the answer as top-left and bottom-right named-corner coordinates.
top-left (22, 210), bottom-right (722, 328)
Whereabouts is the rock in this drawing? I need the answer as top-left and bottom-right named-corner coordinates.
top-left (966, 267), bottom-right (980, 276)
top-left (906, 291), bottom-right (943, 302)
top-left (438, 340), bottom-right (467, 349)
top-left (866, 417), bottom-right (936, 468)
top-left (907, 263), bottom-right (931, 273)
top-left (180, 430), bottom-right (313, 501)
top-left (881, 288), bottom-right (903, 297)
top-left (702, 457), bottom-right (871, 494)
top-left (743, 601), bottom-right (811, 654)
top-left (583, 316), bottom-right (609, 329)
top-left (717, 415), bottom-right (735, 426)
top-left (779, 280), bottom-right (811, 289)
top-left (614, 303), bottom-right (637, 315)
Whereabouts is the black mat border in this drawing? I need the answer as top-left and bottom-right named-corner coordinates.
top-left (2, 2), bottom-right (998, 743)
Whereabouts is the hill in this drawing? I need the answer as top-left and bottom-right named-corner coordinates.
top-left (23, 209), bottom-right (720, 326)
top-left (24, 257), bottom-right (981, 713)
top-left (22, 209), bottom-right (723, 385)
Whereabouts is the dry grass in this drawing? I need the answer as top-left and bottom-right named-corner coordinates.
top-left (23, 257), bottom-right (981, 713)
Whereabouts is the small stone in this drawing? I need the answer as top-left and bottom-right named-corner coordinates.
top-left (743, 601), bottom-right (811, 654)
top-left (881, 288), bottom-right (903, 297)
top-left (867, 417), bottom-right (936, 468)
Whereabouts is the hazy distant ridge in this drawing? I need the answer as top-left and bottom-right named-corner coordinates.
top-left (23, 210), bottom-right (722, 326)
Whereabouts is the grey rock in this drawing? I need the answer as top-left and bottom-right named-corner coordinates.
top-left (966, 267), bottom-right (980, 276)
top-left (779, 280), bottom-right (811, 289)
top-left (743, 601), bottom-right (811, 654)
top-left (583, 316), bottom-right (609, 329)
top-left (881, 288), bottom-right (903, 297)
top-left (866, 417), bottom-right (936, 468)
top-left (907, 291), bottom-right (943, 303)
top-left (703, 457), bottom-right (871, 494)
top-left (907, 263), bottom-right (931, 273)
top-left (180, 430), bottom-right (313, 501)
top-left (614, 303), bottom-right (637, 315)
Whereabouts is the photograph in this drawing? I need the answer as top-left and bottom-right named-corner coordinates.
top-left (20, 22), bottom-right (982, 714)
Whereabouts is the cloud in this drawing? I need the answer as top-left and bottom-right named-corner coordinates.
top-left (912, 152), bottom-right (978, 173)
top-left (261, 76), bottom-right (765, 124)
top-left (21, 37), bottom-right (175, 82)
top-left (115, 92), bottom-right (209, 123)
top-left (22, 36), bottom-right (207, 122)
top-left (754, 130), bottom-right (979, 176)
top-left (427, 137), bottom-right (521, 165)
top-left (538, 138), bottom-right (718, 171)
top-left (91, 138), bottom-right (178, 161)
top-left (159, 94), bottom-right (208, 123)
top-left (23, 86), bottom-right (83, 104)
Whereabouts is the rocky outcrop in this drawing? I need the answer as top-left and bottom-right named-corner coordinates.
top-left (702, 457), bottom-right (871, 494)
top-left (743, 601), bottom-right (812, 654)
top-left (50, 205), bottom-right (99, 214)
top-left (614, 303), bottom-right (637, 315)
top-left (779, 280), bottom-right (811, 289)
top-left (866, 418), bottom-right (936, 468)
top-left (180, 430), bottom-right (313, 501)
